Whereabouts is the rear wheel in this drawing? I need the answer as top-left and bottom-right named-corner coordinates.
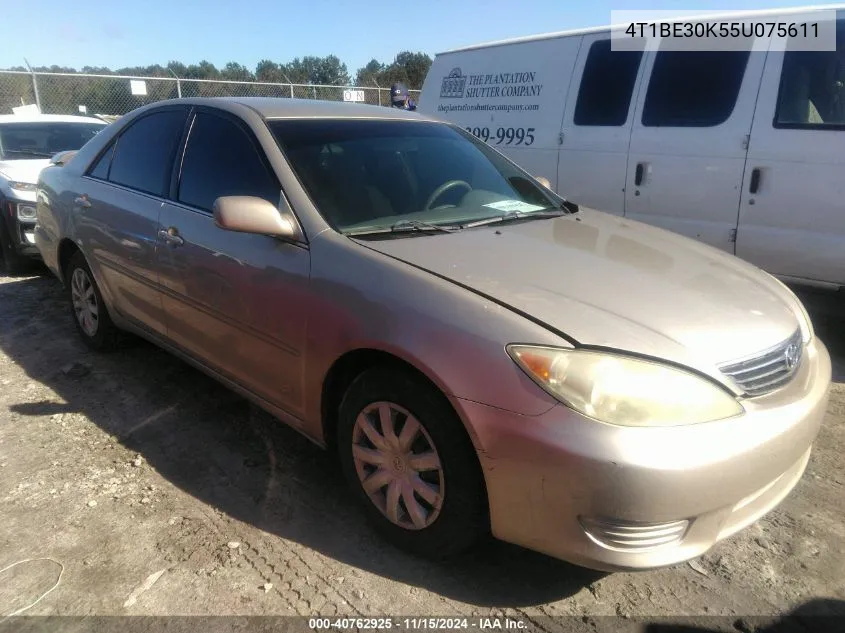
top-left (337, 367), bottom-right (488, 559)
top-left (65, 251), bottom-right (123, 352)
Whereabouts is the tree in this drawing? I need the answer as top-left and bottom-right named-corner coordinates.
top-left (391, 51), bottom-right (431, 89)
top-left (284, 55), bottom-right (349, 86)
top-left (221, 62), bottom-right (254, 82)
top-left (354, 51), bottom-right (431, 89)
top-left (255, 59), bottom-right (287, 83)
top-left (355, 59), bottom-right (385, 86)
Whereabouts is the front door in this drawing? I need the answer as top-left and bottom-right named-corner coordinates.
top-left (156, 109), bottom-right (311, 418)
top-left (624, 38), bottom-right (768, 253)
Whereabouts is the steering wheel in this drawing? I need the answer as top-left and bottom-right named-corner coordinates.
top-left (424, 180), bottom-right (472, 210)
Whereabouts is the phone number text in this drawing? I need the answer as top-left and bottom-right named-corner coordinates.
top-left (465, 126), bottom-right (536, 146)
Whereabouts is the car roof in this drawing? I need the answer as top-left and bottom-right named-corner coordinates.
top-left (0, 113), bottom-right (108, 125)
top-left (149, 97), bottom-right (440, 122)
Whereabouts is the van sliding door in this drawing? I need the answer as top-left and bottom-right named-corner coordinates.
top-left (558, 33), bottom-right (646, 215)
top-left (625, 37), bottom-right (768, 253)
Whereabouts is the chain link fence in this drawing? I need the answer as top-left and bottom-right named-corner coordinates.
top-left (0, 70), bottom-right (421, 118)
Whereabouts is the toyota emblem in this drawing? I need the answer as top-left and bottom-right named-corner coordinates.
top-left (784, 343), bottom-right (800, 370)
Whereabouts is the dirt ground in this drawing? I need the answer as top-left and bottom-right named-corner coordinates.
top-left (0, 265), bottom-right (843, 627)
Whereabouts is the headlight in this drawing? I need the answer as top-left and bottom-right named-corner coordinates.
top-left (9, 181), bottom-right (36, 193)
top-left (507, 345), bottom-right (744, 427)
top-left (16, 203), bottom-right (37, 221)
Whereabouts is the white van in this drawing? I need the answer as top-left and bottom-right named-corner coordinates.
top-left (418, 6), bottom-right (845, 291)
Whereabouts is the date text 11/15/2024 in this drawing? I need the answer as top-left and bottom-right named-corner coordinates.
top-left (309, 617), bottom-right (528, 631)
top-left (465, 126), bottom-right (536, 146)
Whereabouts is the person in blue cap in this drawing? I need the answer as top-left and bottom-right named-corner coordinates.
top-left (390, 82), bottom-right (417, 110)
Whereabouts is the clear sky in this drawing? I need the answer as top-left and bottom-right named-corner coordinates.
top-left (4, 0), bottom-right (840, 76)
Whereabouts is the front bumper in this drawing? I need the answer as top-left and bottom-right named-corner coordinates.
top-left (455, 337), bottom-right (831, 571)
top-left (2, 197), bottom-right (39, 257)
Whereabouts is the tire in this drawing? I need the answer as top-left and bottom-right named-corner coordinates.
top-left (337, 367), bottom-right (488, 560)
top-left (0, 225), bottom-right (27, 276)
top-left (65, 251), bottom-right (123, 352)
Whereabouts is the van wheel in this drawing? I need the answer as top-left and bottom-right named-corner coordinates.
top-left (0, 226), bottom-right (27, 275)
top-left (65, 251), bottom-right (123, 352)
top-left (337, 367), bottom-right (488, 559)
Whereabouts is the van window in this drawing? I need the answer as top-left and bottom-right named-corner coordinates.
top-left (574, 40), bottom-right (643, 126)
top-left (642, 49), bottom-right (751, 127)
top-left (775, 18), bottom-right (845, 129)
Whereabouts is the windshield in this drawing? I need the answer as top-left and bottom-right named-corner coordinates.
top-left (0, 121), bottom-right (106, 160)
top-left (268, 119), bottom-right (567, 234)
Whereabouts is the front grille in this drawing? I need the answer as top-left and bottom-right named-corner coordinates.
top-left (579, 517), bottom-right (689, 552)
top-left (718, 329), bottom-right (804, 397)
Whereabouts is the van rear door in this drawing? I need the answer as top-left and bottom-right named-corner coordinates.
top-left (624, 37), bottom-right (768, 253)
top-left (418, 37), bottom-right (581, 188)
top-left (558, 33), bottom-right (646, 215)
top-left (736, 13), bottom-right (845, 289)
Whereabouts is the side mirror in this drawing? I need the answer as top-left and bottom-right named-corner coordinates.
top-left (50, 150), bottom-right (77, 166)
top-left (535, 176), bottom-right (552, 190)
top-left (212, 195), bottom-right (301, 241)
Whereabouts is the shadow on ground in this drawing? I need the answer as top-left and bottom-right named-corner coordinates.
top-left (0, 272), bottom-right (602, 608)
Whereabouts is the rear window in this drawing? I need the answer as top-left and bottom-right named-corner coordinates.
top-left (0, 121), bottom-right (106, 160)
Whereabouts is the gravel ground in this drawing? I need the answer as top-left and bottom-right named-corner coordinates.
top-left (0, 265), bottom-right (843, 628)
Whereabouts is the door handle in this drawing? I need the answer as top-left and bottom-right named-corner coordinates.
top-left (634, 163), bottom-right (645, 187)
top-left (73, 195), bottom-right (91, 209)
top-left (749, 168), bottom-right (761, 194)
top-left (158, 227), bottom-right (184, 247)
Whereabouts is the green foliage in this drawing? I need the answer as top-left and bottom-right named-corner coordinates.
top-left (0, 52), bottom-right (430, 115)
top-left (354, 51), bottom-right (432, 89)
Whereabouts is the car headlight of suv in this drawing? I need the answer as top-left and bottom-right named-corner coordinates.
top-left (507, 345), bottom-right (744, 427)
top-left (9, 181), bottom-right (36, 193)
top-left (16, 203), bottom-right (37, 221)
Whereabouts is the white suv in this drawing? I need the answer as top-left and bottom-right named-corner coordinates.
top-left (0, 113), bottom-right (107, 273)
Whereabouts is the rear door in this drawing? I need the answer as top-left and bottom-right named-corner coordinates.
top-left (419, 36), bottom-right (582, 187)
top-left (557, 33), bottom-right (646, 215)
top-left (77, 106), bottom-right (189, 336)
top-left (157, 108), bottom-right (311, 418)
top-left (624, 38), bottom-right (768, 252)
top-left (737, 13), bottom-right (845, 288)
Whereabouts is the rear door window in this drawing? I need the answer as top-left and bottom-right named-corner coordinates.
top-left (642, 49), bottom-right (751, 127)
top-left (107, 109), bottom-right (188, 196)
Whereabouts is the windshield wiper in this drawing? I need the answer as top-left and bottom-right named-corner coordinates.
top-left (345, 219), bottom-right (460, 236)
top-left (460, 208), bottom-right (569, 230)
top-left (2, 149), bottom-right (54, 158)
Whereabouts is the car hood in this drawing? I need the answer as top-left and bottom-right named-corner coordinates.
top-left (354, 209), bottom-right (800, 381)
top-left (0, 159), bottom-right (51, 184)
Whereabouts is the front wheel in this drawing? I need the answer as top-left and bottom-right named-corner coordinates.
top-left (65, 251), bottom-right (123, 352)
top-left (0, 226), bottom-right (27, 275)
top-left (337, 367), bottom-right (488, 559)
